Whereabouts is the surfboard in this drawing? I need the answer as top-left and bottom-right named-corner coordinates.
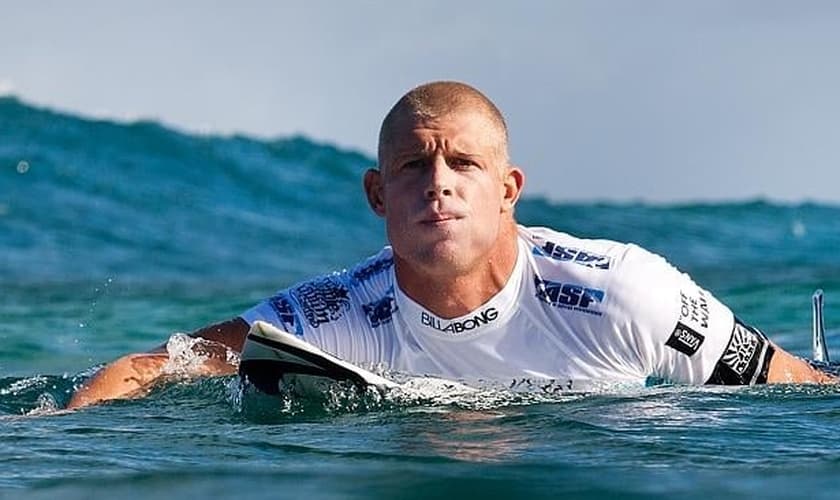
top-left (238, 320), bottom-right (397, 395)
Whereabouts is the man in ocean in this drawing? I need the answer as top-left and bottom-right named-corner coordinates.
top-left (67, 81), bottom-right (834, 409)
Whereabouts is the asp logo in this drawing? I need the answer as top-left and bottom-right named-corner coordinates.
top-left (269, 293), bottom-right (303, 336)
top-left (421, 307), bottom-right (499, 334)
top-left (534, 276), bottom-right (605, 316)
top-left (351, 256), bottom-right (394, 284)
top-left (532, 241), bottom-right (611, 270)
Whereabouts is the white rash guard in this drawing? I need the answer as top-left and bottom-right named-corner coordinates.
top-left (241, 226), bottom-right (774, 389)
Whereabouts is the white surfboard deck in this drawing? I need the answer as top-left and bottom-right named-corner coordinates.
top-left (239, 320), bottom-right (398, 395)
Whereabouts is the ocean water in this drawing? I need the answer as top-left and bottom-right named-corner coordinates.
top-left (3, 96), bottom-right (840, 498)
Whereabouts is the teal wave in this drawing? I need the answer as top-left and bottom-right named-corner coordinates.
top-left (3, 96), bottom-right (840, 287)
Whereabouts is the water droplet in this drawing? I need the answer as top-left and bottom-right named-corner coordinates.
top-left (78, 322), bottom-right (86, 328)
top-left (16, 160), bottom-right (30, 174)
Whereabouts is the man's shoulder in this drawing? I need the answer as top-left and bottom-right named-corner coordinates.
top-left (519, 225), bottom-right (683, 291)
top-left (344, 246), bottom-right (395, 287)
top-left (244, 246), bottom-right (395, 334)
top-left (519, 225), bottom-right (635, 272)
top-left (284, 246), bottom-right (395, 296)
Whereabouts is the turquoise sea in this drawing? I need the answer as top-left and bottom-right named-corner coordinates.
top-left (3, 96), bottom-right (840, 499)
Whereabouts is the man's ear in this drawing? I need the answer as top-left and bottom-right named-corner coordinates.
top-left (363, 168), bottom-right (386, 217)
top-left (501, 166), bottom-right (525, 212)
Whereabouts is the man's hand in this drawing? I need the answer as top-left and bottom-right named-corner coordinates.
top-left (767, 344), bottom-right (837, 384)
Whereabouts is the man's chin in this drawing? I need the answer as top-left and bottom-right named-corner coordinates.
top-left (412, 242), bottom-right (473, 274)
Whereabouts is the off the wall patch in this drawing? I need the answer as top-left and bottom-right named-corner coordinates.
top-left (665, 322), bottom-right (706, 356)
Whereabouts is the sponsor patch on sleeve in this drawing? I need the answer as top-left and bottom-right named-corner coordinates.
top-left (665, 322), bottom-right (706, 356)
top-left (706, 318), bottom-right (774, 385)
top-left (291, 277), bottom-right (350, 328)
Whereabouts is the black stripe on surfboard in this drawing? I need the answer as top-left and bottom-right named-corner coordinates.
top-left (241, 333), bottom-right (368, 387)
top-left (239, 359), bottom-right (332, 378)
top-left (238, 360), bottom-right (332, 395)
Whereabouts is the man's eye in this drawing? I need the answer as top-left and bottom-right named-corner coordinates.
top-left (449, 158), bottom-right (475, 169)
top-left (402, 159), bottom-right (426, 169)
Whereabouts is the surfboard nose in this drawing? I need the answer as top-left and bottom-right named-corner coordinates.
top-left (812, 289), bottom-right (829, 363)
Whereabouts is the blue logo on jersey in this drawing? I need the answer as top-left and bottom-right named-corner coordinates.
top-left (351, 256), bottom-right (394, 284)
top-left (534, 276), bottom-right (605, 316)
top-left (269, 293), bottom-right (303, 335)
top-left (292, 277), bottom-right (350, 328)
top-left (362, 290), bottom-right (398, 328)
top-left (532, 241), bottom-right (611, 270)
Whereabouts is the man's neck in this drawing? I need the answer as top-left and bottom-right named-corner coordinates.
top-left (393, 224), bottom-right (520, 319)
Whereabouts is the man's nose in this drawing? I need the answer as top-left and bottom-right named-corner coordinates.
top-left (424, 156), bottom-right (454, 200)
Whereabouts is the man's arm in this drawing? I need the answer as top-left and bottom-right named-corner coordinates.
top-left (767, 344), bottom-right (836, 383)
top-left (702, 317), bottom-right (836, 386)
top-left (66, 317), bottom-right (250, 409)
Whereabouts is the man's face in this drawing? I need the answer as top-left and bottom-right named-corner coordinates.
top-left (368, 109), bottom-right (521, 276)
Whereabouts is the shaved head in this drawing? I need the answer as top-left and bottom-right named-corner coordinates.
top-left (378, 81), bottom-right (510, 167)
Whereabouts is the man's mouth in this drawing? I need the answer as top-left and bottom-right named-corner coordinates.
top-left (419, 212), bottom-right (462, 225)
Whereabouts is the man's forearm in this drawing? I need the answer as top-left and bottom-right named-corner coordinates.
top-left (67, 318), bottom-right (248, 409)
top-left (66, 353), bottom-right (170, 409)
top-left (767, 345), bottom-right (836, 384)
